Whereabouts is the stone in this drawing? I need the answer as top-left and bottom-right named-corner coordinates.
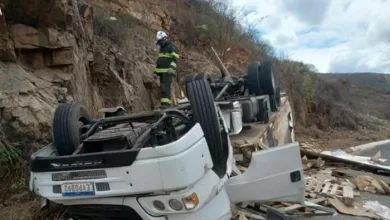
top-left (0, 11), bottom-right (16, 62)
top-left (51, 49), bottom-right (75, 66)
top-left (0, 63), bottom-right (60, 145)
top-left (11, 23), bottom-right (76, 50)
top-left (44, 28), bottom-right (59, 46)
top-left (34, 68), bottom-right (72, 83)
top-left (1, 0), bottom-right (67, 29)
top-left (19, 51), bottom-right (45, 69)
top-left (11, 24), bottom-right (46, 49)
top-left (0, 35), bottom-right (16, 62)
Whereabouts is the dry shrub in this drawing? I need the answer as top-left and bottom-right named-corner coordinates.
top-left (1, 198), bottom-right (68, 220)
top-left (279, 59), bottom-right (362, 131)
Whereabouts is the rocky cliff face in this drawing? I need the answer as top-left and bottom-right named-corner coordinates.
top-left (0, 0), bottom-right (222, 149)
top-left (0, 0), bottom-right (98, 148)
top-left (0, 0), bottom-right (146, 148)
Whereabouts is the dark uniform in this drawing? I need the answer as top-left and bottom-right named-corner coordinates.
top-left (154, 40), bottom-right (179, 107)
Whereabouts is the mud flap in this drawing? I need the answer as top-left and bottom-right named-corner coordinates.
top-left (225, 142), bottom-right (305, 204)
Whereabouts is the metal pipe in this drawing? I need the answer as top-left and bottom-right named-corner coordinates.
top-left (211, 46), bottom-right (231, 78)
top-left (215, 83), bottom-right (231, 100)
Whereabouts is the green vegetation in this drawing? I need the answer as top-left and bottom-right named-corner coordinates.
top-left (0, 138), bottom-right (23, 166)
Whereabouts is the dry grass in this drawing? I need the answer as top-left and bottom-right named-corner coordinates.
top-left (1, 197), bottom-right (68, 220)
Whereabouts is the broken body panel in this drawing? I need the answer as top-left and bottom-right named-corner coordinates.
top-left (226, 142), bottom-right (305, 204)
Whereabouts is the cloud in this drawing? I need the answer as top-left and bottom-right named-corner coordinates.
top-left (230, 0), bottom-right (390, 73)
top-left (283, 0), bottom-right (331, 25)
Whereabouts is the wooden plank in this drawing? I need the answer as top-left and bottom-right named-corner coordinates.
top-left (332, 168), bottom-right (390, 185)
top-left (280, 197), bottom-right (327, 211)
top-left (343, 186), bottom-right (354, 198)
top-left (322, 182), bottom-right (331, 194)
top-left (307, 180), bottom-right (316, 192)
top-left (281, 204), bottom-right (302, 211)
top-left (330, 184), bottom-right (339, 195)
top-left (315, 182), bottom-right (323, 192)
top-left (343, 185), bottom-right (354, 206)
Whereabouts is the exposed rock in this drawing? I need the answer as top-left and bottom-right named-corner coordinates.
top-left (10, 24), bottom-right (76, 49)
top-left (10, 24), bottom-right (44, 49)
top-left (93, 0), bottom-right (172, 30)
top-left (51, 49), bottom-right (75, 66)
top-left (149, 5), bottom-right (171, 30)
top-left (0, 10), bottom-right (16, 62)
top-left (179, 51), bottom-right (220, 78)
top-left (19, 51), bottom-right (45, 69)
top-left (34, 68), bottom-right (72, 83)
top-left (0, 0), bottom-right (104, 148)
top-left (0, 0), bottom-right (68, 29)
top-left (0, 63), bottom-right (60, 146)
top-left (91, 39), bottom-right (159, 112)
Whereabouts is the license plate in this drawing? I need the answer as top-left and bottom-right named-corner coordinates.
top-left (61, 182), bottom-right (95, 196)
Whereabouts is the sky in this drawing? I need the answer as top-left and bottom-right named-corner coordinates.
top-left (225, 0), bottom-right (390, 73)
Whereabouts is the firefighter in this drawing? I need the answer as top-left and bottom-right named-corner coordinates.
top-left (154, 31), bottom-right (179, 109)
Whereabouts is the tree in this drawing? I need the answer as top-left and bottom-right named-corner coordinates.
top-left (200, 0), bottom-right (266, 61)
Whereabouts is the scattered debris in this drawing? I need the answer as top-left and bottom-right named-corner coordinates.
top-left (332, 169), bottom-right (390, 195)
top-left (322, 150), bottom-right (387, 166)
top-left (332, 168), bottom-right (390, 185)
top-left (302, 156), bottom-right (325, 170)
top-left (301, 148), bottom-right (390, 173)
top-left (371, 151), bottom-right (383, 164)
top-left (351, 175), bottom-right (390, 194)
top-left (234, 141), bottom-right (390, 219)
top-left (305, 178), bottom-right (356, 206)
top-left (364, 201), bottom-right (390, 220)
top-left (328, 197), bottom-right (378, 219)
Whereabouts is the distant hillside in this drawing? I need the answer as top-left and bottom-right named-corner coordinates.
top-left (320, 73), bottom-right (390, 91)
top-left (318, 72), bottom-right (390, 121)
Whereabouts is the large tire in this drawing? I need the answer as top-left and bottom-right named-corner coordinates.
top-left (247, 61), bottom-right (262, 95)
top-left (259, 61), bottom-right (276, 96)
top-left (53, 102), bottom-right (93, 156)
top-left (247, 61), bottom-right (277, 111)
top-left (184, 74), bottom-right (196, 84)
top-left (275, 87), bottom-right (281, 107)
top-left (269, 95), bottom-right (277, 112)
top-left (186, 79), bottom-right (226, 173)
top-left (194, 73), bottom-right (213, 83)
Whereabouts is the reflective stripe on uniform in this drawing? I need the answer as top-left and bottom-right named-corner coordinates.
top-left (155, 68), bottom-right (169, 73)
top-left (170, 62), bottom-right (177, 68)
top-left (161, 98), bottom-right (172, 104)
top-left (158, 52), bottom-right (180, 59)
top-left (158, 53), bottom-right (172, 58)
top-left (171, 52), bottom-right (179, 59)
top-left (155, 68), bottom-right (176, 74)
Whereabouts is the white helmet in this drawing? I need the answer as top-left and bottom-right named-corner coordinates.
top-left (156, 31), bottom-right (167, 40)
